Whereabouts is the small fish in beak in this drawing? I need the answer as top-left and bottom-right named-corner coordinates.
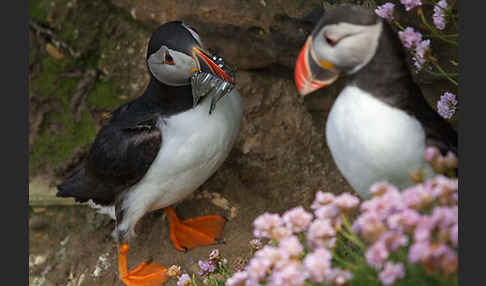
top-left (191, 49), bottom-right (236, 114)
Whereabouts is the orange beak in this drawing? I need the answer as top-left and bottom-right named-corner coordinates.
top-left (294, 37), bottom-right (339, 96)
top-left (192, 47), bottom-right (233, 84)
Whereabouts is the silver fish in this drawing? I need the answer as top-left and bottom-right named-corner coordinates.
top-left (190, 52), bottom-right (237, 114)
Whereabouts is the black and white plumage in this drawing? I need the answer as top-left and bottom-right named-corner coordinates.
top-left (57, 21), bottom-right (242, 243)
top-left (294, 5), bottom-right (457, 198)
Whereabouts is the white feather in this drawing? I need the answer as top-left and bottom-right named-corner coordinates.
top-left (86, 200), bottom-right (116, 220)
top-left (326, 85), bottom-right (433, 198)
top-left (115, 90), bottom-right (242, 238)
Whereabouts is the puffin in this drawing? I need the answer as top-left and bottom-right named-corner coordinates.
top-left (57, 21), bottom-right (242, 286)
top-left (294, 5), bottom-right (457, 198)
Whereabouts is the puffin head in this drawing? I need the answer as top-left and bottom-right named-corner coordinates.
top-left (294, 5), bottom-right (383, 96)
top-left (146, 21), bottom-right (233, 87)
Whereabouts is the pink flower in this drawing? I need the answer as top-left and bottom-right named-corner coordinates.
top-left (360, 189), bottom-right (404, 219)
top-left (450, 223), bottom-right (458, 246)
top-left (443, 152), bottom-right (458, 169)
top-left (365, 241), bottom-right (389, 269)
top-left (198, 260), bottom-right (215, 276)
top-left (335, 193), bottom-right (360, 211)
top-left (177, 273), bottom-right (192, 286)
top-left (414, 216), bottom-right (435, 242)
top-left (268, 261), bottom-right (307, 286)
top-left (413, 39), bottom-right (430, 70)
top-left (408, 241), bottom-right (431, 263)
top-left (352, 212), bottom-right (386, 243)
top-left (398, 27), bottom-right (422, 49)
top-left (402, 185), bottom-right (433, 209)
top-left (272, 226), bottom-right (292, 241)
top-left (279, 235), bottom-right (304, 257)
top-left (311, 191), bottom-right (335, 209)
top-left (375, 3), bottom-right (395, 21)
top-left (437, 92), bottom-right (457, 119)
top-left (303, 248), bottom-right (332, 282)
top-left (246, 257), bottom-right (271, 282)
top-left (431, 206), bottom-right (458, 230)
top-left (226, 271), bottom-right (248, 286)
top-left (433, 0), bottom-right (448, 30)
top-left (282, 206), bottom-right (313, 233)
top-left (400, 0), bottom-right (422, 11)
top-left (429, 243), bottom-right (449, 258)
top-left (388, 209), bottom-right (421, 231)
top-left (430, 175), bottom-right (458, 195)
top-left (254, 245), bottom-right (289, 270)
top-left (314, 204), bottom-right (341, 220)
top-left (253, 213), bottom-right (283, 238)
top-left (378, 262), bottom-right (405, 286)
top-left (424, 146), bottom-right (440, 162)
top-left (369, 182), bottom-right (398, 197)
top-left (306, 219), bottom-right (337, 249)
top-left (328, 268), bottom-right (353, 285)
top-left (380, 230), bottom-right (409, 251)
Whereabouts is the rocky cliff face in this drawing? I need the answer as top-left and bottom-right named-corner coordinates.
top-left (29, 1), bottom-right (457, 285)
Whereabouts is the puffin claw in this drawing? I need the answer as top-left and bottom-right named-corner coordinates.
top-left (145, 256), bottom-right (154, 264)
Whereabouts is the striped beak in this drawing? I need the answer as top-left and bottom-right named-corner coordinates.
top-left (192, 47), bottom-right (233, 84)
top-left (294, 37), bottom-right (339, 96)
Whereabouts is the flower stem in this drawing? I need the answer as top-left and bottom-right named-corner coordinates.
top-left (393, 21), bottom-right (405, 31)
top-left (418, 8), bottom-right (457, 46)
top-left (431, 60), bottom-right (458, 85)
top-left (426, 33), bottom-right (458, 39)
top-left (424, 69), bottom-right (458, 77)
top-left (340, 214), bottom-right (367, 250)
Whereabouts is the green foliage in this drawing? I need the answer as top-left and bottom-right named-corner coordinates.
top-left (29, 0), bottom-right (48, 22)
top-left (30, 109), bottom-right (96, 172)
top-left (29, 50), bottom-right (98, 173)
top-left (87, 78), bottom-right (127, 110)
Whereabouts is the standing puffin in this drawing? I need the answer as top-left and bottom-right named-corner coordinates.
top-left (294, 5), bottom-right (457, 198)
top-left (57, 22), bottom-right (242, 286)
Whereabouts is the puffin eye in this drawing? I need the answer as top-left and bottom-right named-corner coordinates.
top-left (325, 34), bottom-right (338, 47)
top-left (165, 53), bottom-right (175, 65)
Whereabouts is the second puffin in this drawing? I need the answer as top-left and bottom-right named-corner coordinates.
top-left (57, 22), bottom-right (242, 286)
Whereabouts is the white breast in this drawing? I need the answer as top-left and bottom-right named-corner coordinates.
top-left (326, 85), bottom-right (432, 198)
top-left (122, 90), bottom-right (242, 217)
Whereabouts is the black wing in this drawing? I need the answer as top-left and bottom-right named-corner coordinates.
top-left (57, 104), bottom-right (162, 205)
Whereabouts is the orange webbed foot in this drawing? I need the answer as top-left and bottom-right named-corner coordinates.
top-left (118, 244), bottom-right (168, 286)
top-left (164, 206), bottom-right (227, 252)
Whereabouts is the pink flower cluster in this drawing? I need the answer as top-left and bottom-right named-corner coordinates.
top-left (177, 273), bottom-right (192, 286)
top-left (437, 92), bottom-right (458, 119)
top-left (398, 27), bottom-right (430, 70)
top-left (231, 193), bottom-right (360, 286)
top-left (353, 177), bottom-right (458, 282)
top-left (228, 239), bottom-right (353, 286)
top-left (400, 0), bottom-right (422, 11)
top-left (433, 0), bottom-right (449, 30)
top-left (424, 146), bottom-right (458, 174)
top-left (375, 3), bottom-right (395, 22)
top-left (229, 153), bottom-right (458, 286)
